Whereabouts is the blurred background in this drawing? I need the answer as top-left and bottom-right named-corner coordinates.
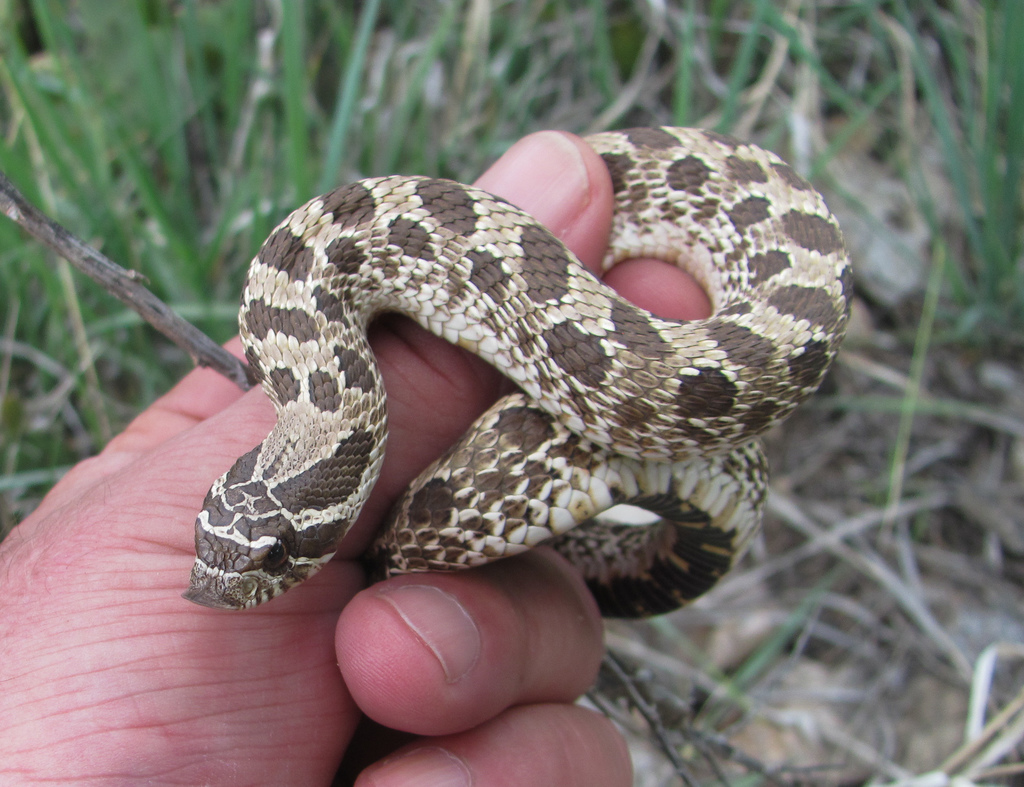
top-left (1, 1), bottom-right (1021, 783)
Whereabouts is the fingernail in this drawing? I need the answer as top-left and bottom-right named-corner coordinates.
top-left (474, 130), bottom-right (591, 236)
top-left (366, 747), bottom-right (472, 787)
top-left (378, 585), bottom-right (481, 683)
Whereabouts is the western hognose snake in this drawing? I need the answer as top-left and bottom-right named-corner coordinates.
top-left (185, 127), bottom-right (851, 616)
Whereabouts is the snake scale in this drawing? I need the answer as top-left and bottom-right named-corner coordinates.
top-left (185, 127), bottom-right (851, 616)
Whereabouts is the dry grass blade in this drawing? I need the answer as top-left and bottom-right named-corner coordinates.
top-left (770, 492), bottom-right (973, 678)
top-left (716, 491), bottom-right (949, 602)
top-left (935, 645), bottom-right (1024, 780)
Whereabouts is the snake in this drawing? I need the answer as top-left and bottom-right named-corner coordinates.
top-left (184, 127), bottom-right (851, 617)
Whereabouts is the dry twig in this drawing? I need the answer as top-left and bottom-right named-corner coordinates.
top-left (0, 171), bottom-right (251, 392)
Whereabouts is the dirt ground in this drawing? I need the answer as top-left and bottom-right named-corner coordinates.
top-left (592, 143), bottom-right (1024, 785)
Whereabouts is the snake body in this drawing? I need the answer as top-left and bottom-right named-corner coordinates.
top-left (185, 127), bottom-right (851, 615)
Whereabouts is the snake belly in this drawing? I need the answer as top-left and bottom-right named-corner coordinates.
top-left (184, 127), bottom-right (851, 615)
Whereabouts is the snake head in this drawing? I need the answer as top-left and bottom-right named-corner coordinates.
top-left (183, 535), bottom-right (327, 610)
top-left (182, 478), bottom-right (341, 610)
top-left (183, 411), bottom-right (383, 609)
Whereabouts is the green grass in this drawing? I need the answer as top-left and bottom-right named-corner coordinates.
top-left (895, 1), bottom-right (1024, 342)
top-left (0, 1), bottom-right (1014, 515)
top-left (2, 1), bottom-right (1022, 781)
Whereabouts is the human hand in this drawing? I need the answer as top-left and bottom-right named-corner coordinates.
top-left (0, 130), bottom-right (708, 784)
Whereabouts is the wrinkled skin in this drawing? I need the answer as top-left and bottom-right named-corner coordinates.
top-left (0, 129), bottom-right (710, 785)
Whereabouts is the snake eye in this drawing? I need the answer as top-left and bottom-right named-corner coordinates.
top-left (264, 540), bottom-right (289, 572)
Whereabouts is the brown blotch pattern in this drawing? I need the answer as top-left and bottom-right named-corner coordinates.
top-left (727, 196), bottom-right (771, 231)
top-left (313, 285), bottom-right (346, 323)
top-left (609, 299), bottom-right (670, 361)
top-left (390, 217), bottom-right (434, 262)
top-left (782, 210), bottom-right (843, 254)
top-left (491, 406), bottom-right (556, 455)
top-left (335, 346), bottom-right (375, 392)
top-left (267, 367), bottom-right (300, 404)
top-left (274, 429), bottom-right (375, 513)
top-left (675, 367), bottom-right (737, 420)
top-left (543, 322), bottom-right (611, 389)
top-left (414, 180), bottom-right (481, 236)
top-left (223, 481), bottom-right (282, 517)
top-left (223, 445), bottom-right (262, 488)
top-left (308, 370), bottom-right (341, 412)
top-left (245, 300), bottom-right (320, 344)
top-left (325, 234), bottom-right (370, 276)
top-left (244, 345), bottom-right (265, 383)
top-left (726, 156), bottom-right (768, 184)
top-left (666, 155), bottom-right (712, 194)
top-left (768, 284), bottom-right (841, 327)
top-left (517, 224), bottom-right (572, 303)
top-left (705, 320), bottom-right (777, 368)
top-left (295, 516), bottom-right (347, 560)
top-left (625, 127), bottom-right (678, 150)
top-left (467, 249), bottom-right (508, 301)
top-left (320, 182), bottom-right (377, 230)
top-left (787, 339), bottom-right (831, 391)
top-left (748, 250), bottom-right (792, 283)
top-left (405, 478), bottom-right (455, 532)
top-left (739, 398), bottom-right (783, 435)
top-left (616, 398), bottom-right (657, 430)
top-left (600, 152), bottom-right (632, 194)
top-left (771, 162), bottom-right (813, 191)
top-left (701, 129), bottom-right (740, 149)
top-left (228, 127), bottom-right (851, 618)
top-left (719, 300), bottom-right (752, 316)
top-left (507, 321), bottom-right (542, 361)
top-left (261, 228), bottom-right (315, 282)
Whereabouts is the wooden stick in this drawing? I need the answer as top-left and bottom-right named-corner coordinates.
top-left (0, 170), bottom-right (252, 391)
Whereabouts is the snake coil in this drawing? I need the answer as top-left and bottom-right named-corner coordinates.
top-left (185, 127), bottom-right (851, 616)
